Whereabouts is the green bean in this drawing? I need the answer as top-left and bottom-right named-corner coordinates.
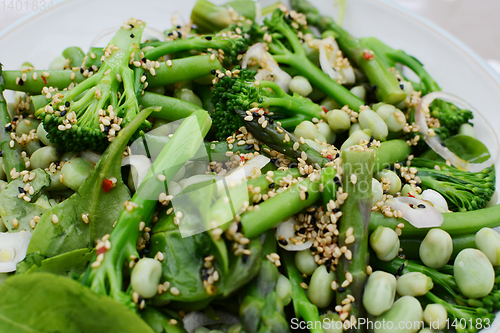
top-left (325, 109), bottom-right (351, 133)
top-left (396, 272), bottom-right (433, 297)
top-left (307, 265), bottom-right (335, 308)
top-left (371, 139), bottom-right (411, 171)
top-left (29, 146), bottom-right (59, 170)
top-left (61, 157), bottom-right (93, 191)
top-left (362, 271), bottom-right (396, 316)
top-left (62, 46), bottom-right (86, 68)
top-left (358, 109), bottom-right (388, 141)
top-left (294, 249), bottom-right (318, 276)
top-left (3, 69), bottom-right (85, 94)
top-left (130, 258), bottom-right (163, 298)
top-left (399, 233), bottom-right (475, 262)
top-left (147, 55), bottom-right (221, 88)
top-left (289, 76), bottom-right (313, 97)
top-left (419, 229), bottom-right (453, 269)
top-left (247, 168), bottom-right (301, 194)
top-left (370, 226), bottom-right (400, 261)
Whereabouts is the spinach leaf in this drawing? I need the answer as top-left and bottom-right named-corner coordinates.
top-left (0, 272), bottom-right (154, 333)
top-left (17, 248), bottom-right (95, 278)
top-left (141, 308), bottom-right (187, 333)
top-left (150, 214), bottom-right (221, 305)
top-left (0, 168), bottom-right (50, 233)
top-left (444, 134), bottom-right (491, 163)
top-left (26, 109), bottom-right (154, 258)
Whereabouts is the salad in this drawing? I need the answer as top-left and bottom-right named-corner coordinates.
top-left (0, 0), bottom-right (500, 332)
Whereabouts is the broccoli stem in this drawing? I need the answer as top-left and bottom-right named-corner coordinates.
top-left (84, 110), bottom-right (212, 307)
top-left (265, 11), bottom-right (364, 110)
top-left (3, 69), bottom-right (85, 94)
top-left (259, 81), bottom-right (322, 120)
top-left (290, 0), bottom-right (406, 105)
top-left (369, 203), bottom-right (500, 237)
top-left (241, 168), bottom-right (330, 238)
top-left (0, 66), bottom-right (25, 181)
top-left (235, 109), bottom-right (329, 167)
top-left (336, 150), bottom-right (375, 330)
top-left (144, 36), bottom-right (237, 61)
top-left (280, 250), bottom-right (323, 333)
top-left (140, 91), bottom-right (205, 121)
top-left (146, 55), bottom-right (221, 88)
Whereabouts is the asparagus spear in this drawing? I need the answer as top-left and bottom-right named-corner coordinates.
top-left (290, 0), bottom-right (406, 105)
top-left (336, 150), bottom-right (375, 331)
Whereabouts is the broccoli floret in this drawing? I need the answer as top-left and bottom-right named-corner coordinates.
top-left (34, 19), bottom-right (147, 152)
top-left (211, 67), bottom-right (323, 140)
top-left (429, 100), bottom-right (473, 139)
top-left (408, 158), bottom-right (495, 212)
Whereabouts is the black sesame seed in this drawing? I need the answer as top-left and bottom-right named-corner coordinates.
top-left (130, 33), bottom-right (135, 38)
top-left (18, 80), bottom-right (24, 86)
top-left (54, 161), bottom-right (60, 167)
top-left (60, 111), bottom-right (67, 117)
top-left (141, 57), bottom-right (146, 63)
top-left (268, 182), bottom-right (275, 189)
top-left (0, 151), bottom-right (3, 157)
top-left (289, 162), bottom-right (298, 168)
top-left (252, 112), bottom-right (260, 118)
top-left (211, 69), bottom-right (216, 75)
top-left (417, 204), bottom-right (426, 209)
top-left (268, 118), bottom-right (274, 124)
top-left (369, 136), bottom-right (375, 143)
top-left (12, 116), bottom-right (18, 122)
top-left (279, 239), bottom-right (288, 246)
top-left (237, 221), bottom-right (242, 233)
top-left (297, 227), bottom-right (306, 234)
top-left (104, 126), bottom-right (110, 133)
top-left (270, 157), bottom-right (278, 165)
top-left (305, 191), bottom-right (309, 199)
top-left (397, 264), bottom-right (405, 276)
top-left (80, 67), bottom-right (84, 73)
top-left (441, 142), bottom-right (446, 147)
top-left (130, 24), bottom-right (134, 28)
top-left (383, 190), bottom-right (387, 194)
top-left (246, 144), bottom-right (254, 150)
top-left (205, 36), bottom-right (212, 40)
top-left (168, 32), bottom-right (173, 36)
top-left (65, 101), bottom-right (70, 107)
top-left (333, 208), bottom-right (341, 213)
top-left (310, 247), bottom-right (317, 252)
top-left (399, 84), bottom-right (404, 90)
top-left (314, 226), bottom-right (319, 232)
top-left (176, 25), bottom-right (181, 29)
top-left (242, 254), bottom-right (249, 263)
top-left (18, 187), bottom-right (26, 194)
top-left (335, 152), bottom-right (340, 158)
top-left (5, 124), bottom-right (12, 132)
top-left (202, 273), bottom-right (209, 281)
top-left (366, 142), bottom-right (371, 148)
top-left (177, 32), bottom-right (182, 38)
top-left (334, 176), bottom-right (341, 186)
top-left (337, 286), bottom-right (346, 292)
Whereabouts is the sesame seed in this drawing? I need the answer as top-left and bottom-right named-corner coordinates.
top-left (170, 287), bottom-right (180, 295)
top-left (81, 214), bottom-right (89, 224)
top-left (51, 214), bottom-right (59, 224)
top-left (157, 174), bottom-right (166, 182)
top-left (166, 59), bottom-right (173, 67)
top-left (12, 219), bottom-right (19, 229)
top-left (350, 174), bottom-right (357, 185)
top-left (300, 282), bottom-right (308, 289)
top-left (32, 72), bottom-right (37, 80)
top-left (341, 280), bottom-right (350, 288)
top-left (29, 219), bottom-right (36, 229)
top-left (366, 265), bottom-right (373, 275)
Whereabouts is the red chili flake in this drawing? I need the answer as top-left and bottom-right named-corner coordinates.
top-left (96, 246), bottom-right (107, 256)
top-left (408, 193), bottom-right (415, 198)
top-left (41, 76), bottom-right (47, 84)
top-left (240, 156), bottom-right (245, 163)
top-left (327, 154), bottom-right (334, 160)
top-left (363, 51), bottom-right (374, 60)
top-left (102, 178), bottom-right (113, 192)
top-left (321, 106), bottom-right (329, 113)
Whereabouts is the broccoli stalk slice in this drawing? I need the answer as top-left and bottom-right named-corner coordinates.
top-left (290, 0), bottom-right (406, 105)
top-left (235, 108), bottom-right (329, 167)
top-left (362, 37), bottom-right (474, 139)
top-left (0, 65), bottom-right (25, 180)
top-left (264, 10), bottom-right (364, 110)
top-left (33, 20), bottom-right (146, 152)
top-left (83, 110), bottom-right (212, 308)
top-left (410, 158), bottom-right (495, 211)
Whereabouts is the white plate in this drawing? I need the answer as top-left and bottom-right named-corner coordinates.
top-left (1, 0), bottom-right (499, 330)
